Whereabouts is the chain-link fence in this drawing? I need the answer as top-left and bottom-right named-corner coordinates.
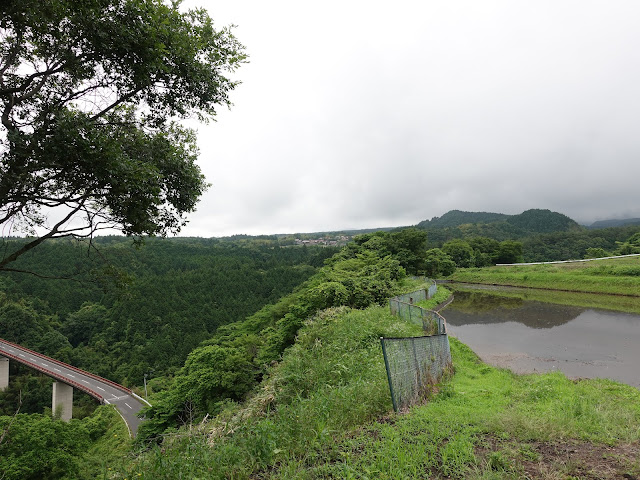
top-left (380, 334), bottom-right (452, 412)
top-left (389, 279), bottom-right (437, 315)
top-left (388, 282), bottom-right (445, 335)
top-left (382, 285), bottom-right (452, 412)
top-left (427, 279), bottom-right (437, 299)
top-left (389, 289), bottom-right (427, 312)
top-left (391, 302), bottom-right (447, 335)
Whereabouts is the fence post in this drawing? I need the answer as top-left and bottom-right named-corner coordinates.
top-left (380, 337), bottom-right (398, 413)
top-left (411, 337), bottom-right (422, 393)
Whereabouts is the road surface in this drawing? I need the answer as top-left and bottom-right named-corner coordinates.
top-left (0, 337), bottom-right (149, 437)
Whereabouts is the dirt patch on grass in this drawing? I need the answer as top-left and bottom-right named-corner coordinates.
top-left (475, 436), bottom-right (640, 479)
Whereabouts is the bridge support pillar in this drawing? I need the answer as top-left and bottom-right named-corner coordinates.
top-left (52, 381), bottom-right (73, 421)
top-left (0, 357), bottom-right (8, 391)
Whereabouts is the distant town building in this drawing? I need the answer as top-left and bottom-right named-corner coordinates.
top-left (293, 235), bottom-right (351, 247)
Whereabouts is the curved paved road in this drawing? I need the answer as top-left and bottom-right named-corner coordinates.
top-left (0, 337), bottom-right (149, 437)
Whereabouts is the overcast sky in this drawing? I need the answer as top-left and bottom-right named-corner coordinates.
top-left (178, 0), bottom-right (640, 237)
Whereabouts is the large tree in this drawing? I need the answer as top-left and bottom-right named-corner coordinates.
top-left (0, 0), bottom-right (246, 271)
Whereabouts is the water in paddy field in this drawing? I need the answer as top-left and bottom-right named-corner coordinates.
top-left (443, 286), bottom-right (640, 388)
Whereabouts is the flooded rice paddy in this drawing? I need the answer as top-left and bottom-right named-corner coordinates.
top-left (443, 286), bottom-right (640, 388)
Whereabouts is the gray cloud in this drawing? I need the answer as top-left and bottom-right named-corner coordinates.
top-left (180, 0), bottom-right (640, 236)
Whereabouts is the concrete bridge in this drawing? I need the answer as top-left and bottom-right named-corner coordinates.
top-left (0, 337), bottom-right (150, 437)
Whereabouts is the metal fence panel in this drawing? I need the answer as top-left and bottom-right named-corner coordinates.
top-left (383, 284), bottom-right (452, 412)
top-left (380, 334), bottom-right (452, 412)
top-left (388, 281), bottom-right (437, 316)
top-left (390, 299), bottom-right (447, 335)
top-left (427, 282), bottom-right (437, 299)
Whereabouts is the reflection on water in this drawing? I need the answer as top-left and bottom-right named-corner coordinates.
top-left (448, 291), bottom-right (586, 329)
top-left (444, 288), bottom-right (640, 388)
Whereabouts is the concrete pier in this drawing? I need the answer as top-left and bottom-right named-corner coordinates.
top-left (0, 340), bottom-right (147, 433)
top-left (0, 356), bottom-right (8, 391)
top-left (52, 381), bottom-right (73, 421)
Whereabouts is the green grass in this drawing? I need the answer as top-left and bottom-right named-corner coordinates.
top-left (112, 283), bottom-right (640, 479)
top-left (64, 405), bottom-right (132, 480)
top-left (115, 300), bottom-right (429, 479)
top-left (416, 284), bottom-right (454, 310)
top-left (449, 256), bottom-right (640, 298)
top-left (449, 282), bottom-right (640, 314)
top-left (280, 339), bottom-right (640, 479)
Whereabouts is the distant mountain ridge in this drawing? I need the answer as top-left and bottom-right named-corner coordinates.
top-left (415, 210), bottom-right (509, 229)
top-left (291, 209), bottom-right (583, 242)
top-left (275, 209), bottom-right (639, 242)
top-left (415, 209), bottom-right (582, 241)
top-left (587, 218), bottom-right (640, 229)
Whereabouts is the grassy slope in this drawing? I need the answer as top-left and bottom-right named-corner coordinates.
top-left (297, 339), bottom-right (640, 479)
top-left (448, 256), bottom-right (640, 298)
top-left (116, 284), bottom-right (640, 479)
top-left (78, 406), bottom-right (132, 478)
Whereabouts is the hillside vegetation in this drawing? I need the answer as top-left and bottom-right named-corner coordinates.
top-left (417, 209), bottom-right (581, 242)
top-left (0, 237), bottom-right (336, 417)
top-left (414, 209), bottom-right (640, 263)
top-left (3, 226), bottom-right (640, 478)
top-left (0, 405), bottom-right (129, 480)
top-left (116, 290), bottom-right (640, 479)
top-left (117, 286), bottom-right (452, 478)
top-left (137, 229), bottom-right (433, 439)
top-left (588, 218), bottom-right (640, 229)
top-left (1, 228), bottom-right (438, 478)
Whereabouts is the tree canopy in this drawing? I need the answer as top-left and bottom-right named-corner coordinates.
top-left (0, 0), bottom-right (246, 270)
top-left (0, 237), bottom-right (332, 395)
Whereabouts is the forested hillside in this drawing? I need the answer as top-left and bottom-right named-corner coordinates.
top-left (0, 229), bottom-right (433, 479)
top-left (0, 237), bottom-right (336, 416)
top-left (417, 208), bottom-right (574, 239)
top-left (587, 218), bottom-right (640, 229)
top-left (413, 208), bottom-right (640, 262)
top-left (417, 209), bottom-right (581, 244)
top-left (416, 209), bottom-right (510, 229)
top-left (522, 226), bottom-right (640, 261)
top-left (137, 228), bottom-right (430, 439)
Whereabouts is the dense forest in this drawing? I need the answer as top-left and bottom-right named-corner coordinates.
top-left (0, 236), bottom-right (336, 417)
top-left (137, 229), bottom-right (428, 439)
top-left (0, 229), bottom-right (431, 478)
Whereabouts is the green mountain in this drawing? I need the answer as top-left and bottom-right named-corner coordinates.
top-left (416, 209), bottom-right (582, 243)
top-left (416, 210), bottom-right (509, 229)
top-left (588, 218), bottom-right (640, 229)
top-left (504, 209), bottom-right (582, 234)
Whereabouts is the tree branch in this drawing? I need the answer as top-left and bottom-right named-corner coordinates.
top-left (0, 266), bottom-right (88, 281)
top-left (13, 73), bottom-right (50, 104)
top-left (1, 93), bottom-right (16, 131)
top-left (0, 62), bottom-right (66, 97)
top-left (89, 87), bottom-right (144, 121)
top-left (0, 30), bottom-right (22, 78)
top-left (0, 199), bottom-right (87, 269)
